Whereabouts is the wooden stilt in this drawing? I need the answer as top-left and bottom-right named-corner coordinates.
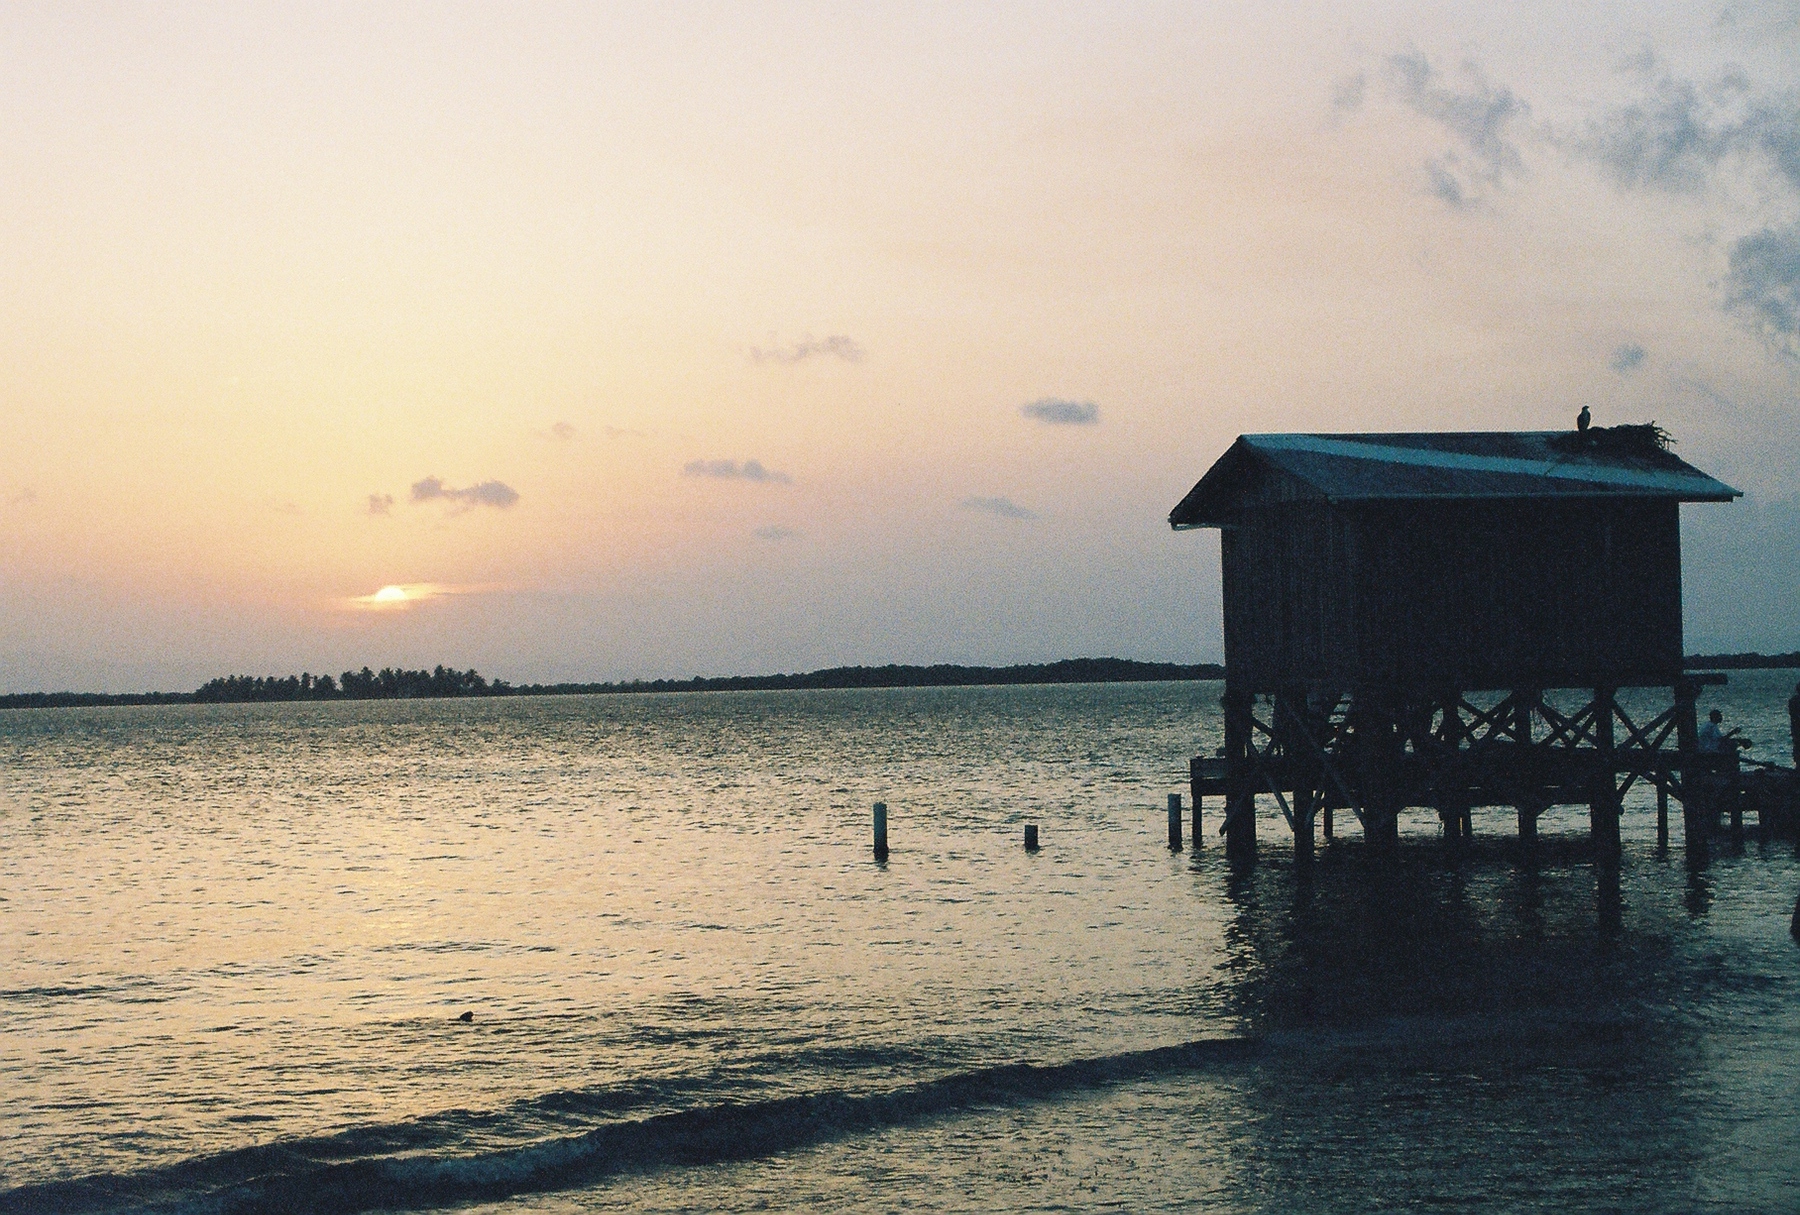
top-left (1223, 687), bottom-right (1257, 860)
top-left (1591, 686), bottom-right (1621, 867)
top-left (1188, 756), bottom-right (1204, 848)
top-left (1675, 678), bottom-right (1706, 867)
top-left (1294, 788), bottom-right (1314, 862)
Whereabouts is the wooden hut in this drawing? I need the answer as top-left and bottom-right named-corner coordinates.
top-left (1169, 426), bottom-right (1739, 859)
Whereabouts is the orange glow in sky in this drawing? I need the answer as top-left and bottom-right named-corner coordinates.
top-left (1, 4), bottom-right (1795, 690)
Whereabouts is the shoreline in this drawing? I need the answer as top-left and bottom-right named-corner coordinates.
top-left (4, 652), bottom-right (1796, 711)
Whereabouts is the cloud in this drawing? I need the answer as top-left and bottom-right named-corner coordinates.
top-left (960, 495), bottom-right (1036, 520)
top-left (1567, 63), bottom-right (1800, 355)
top-left (1576, 70), bottom-right (1800, 196)
top-left (410, 476), bottom-right (521, 511)
top-left (1724, 224), bottom-right (1800, 356)
top-left (604, 425), bottom-right (648, 439)
top-left (1425, 158), bottom-right (1468, 208)
top-left (273, 501), bottom-right (302, 516)
top-left (549, 421), bottom-right (576, 441)
top-left (9, 487), bottom-right (36, 507)
top-left (1385, 51), bottom-right (1529, 207)
top-left (366, 492), bottom-right (395, 516)
top-left (682, 459), bottom-right (793, 484)
top-left (1332, 72), bottom-right (1367, 114)
top-left (1610, 343), bottom-right (1648, 374)
top-left (1020, 397), bottom-right (1100, 425)
top-left (750, 334), bottom-right (867, 365)
top-left (753, 525), bottom-right (800, 541)
top-left (1577, 76), bottom-right (1733, 194)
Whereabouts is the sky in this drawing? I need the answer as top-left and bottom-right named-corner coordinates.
top-left (2, 1), bottom-right (1798, 691)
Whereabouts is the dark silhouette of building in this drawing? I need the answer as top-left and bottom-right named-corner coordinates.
top-left (1170, 426), bottom-right (1739, 861)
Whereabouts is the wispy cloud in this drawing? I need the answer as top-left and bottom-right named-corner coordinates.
top-left (1576, 75), bottom-right (1739, 194)
top-left (1610, 343), bottom-right (1648, 374)
top-left (1332, 72), bottom-right (1367, 114)
top-left (960, 495), bottom-right (1036, 520)
top-left (411, 476), bottom-right (521, 511)
top-left (1572, 67), bottom-right (1800, 197)
top-left (548, 421), bottom-right (576, 441)
top-left (753, 524), bottom-right (800, 541)
top-left (1020, 397), bottom-right (1099, 426)
top-left (9, 487), bottom-right (37, 507)
top-left (750, 334), bottom-right (867, 365)
top-left (366, 492), bottom-right (395, 516)
top-left (1385, 51), bottom-right (1529, 209)
top-left (682, 459), bottom-right (793, 485)
top-left (1568, 64), bottom-right (1800, 355)
top-left (1724, 224), bottom-right (1800, 357)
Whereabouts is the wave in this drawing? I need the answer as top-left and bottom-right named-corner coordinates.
top-left (0, 1037), bottom-right (1260, 1215)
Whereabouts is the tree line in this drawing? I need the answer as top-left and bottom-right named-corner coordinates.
top-left (11, 653), bottom-right (1800, 711)
top-left (192, 666), bottom-right (510, 703)
top-left (513, 657), bottom-right (1227, 695)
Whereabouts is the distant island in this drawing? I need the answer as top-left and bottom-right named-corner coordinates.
top-left (0, 658), bottom-right (1227, 709)
top-left (1682, 651), bottom-right (1800, 671)
top-left (6, 652), bottom-right (1796, 710)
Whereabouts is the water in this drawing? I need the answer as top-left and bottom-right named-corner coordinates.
top-left (3, 676), bottom-right (1798, 1213)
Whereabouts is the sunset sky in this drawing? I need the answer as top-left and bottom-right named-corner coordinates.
top-left (3, 2), bottom-right (1798, 690)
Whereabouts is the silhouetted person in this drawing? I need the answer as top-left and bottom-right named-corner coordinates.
top-left (1789, 681), bottom-right (1800, 768)
top-left (1699, 709), bottom-right (1728, 756)
top-left (1698, 708), bottom-right (1733, 755)
top-left (1699, 708), bottom-right (1751, 825)
top-left (1577, 405), bottom-right (1591, 435)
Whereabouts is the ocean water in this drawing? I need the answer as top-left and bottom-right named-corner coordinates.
top-left (3, 675), bottom-right (1799, 1213)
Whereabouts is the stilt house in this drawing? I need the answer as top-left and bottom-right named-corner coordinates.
top-left (1168, 426), bottom-right (1740, 859)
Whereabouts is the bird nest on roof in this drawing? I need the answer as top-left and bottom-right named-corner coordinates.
top-left (1548, 422), bottom-right (1673, 455)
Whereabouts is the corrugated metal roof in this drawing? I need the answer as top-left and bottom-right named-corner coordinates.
top-left (1170, 430), bottom-right (1739, 528)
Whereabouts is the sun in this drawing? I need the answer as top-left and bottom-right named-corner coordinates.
top-left (347, 583), bottom-right (441, 610)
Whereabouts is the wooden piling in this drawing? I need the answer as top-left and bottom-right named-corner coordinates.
top-left (873, 802), bottom-right (888, 860)
top-left (1223, 688), bottom-right (1257, 859)
top-left (1293, 789), bottom-right (1314, 861)
top-left (1675, 678), bottom-right (1706, 866)
top-left (1168, 792), bottom-right (1183, 851)
top-left (1656, 782), bottom-right (1669, 854)
top-left (1518, 799), bottom-right (1539, 849)
top-left (1188, 756), bottom-right (1204, 847)
top-left (1024, 823), bottom-right (1039, 851)
top-left (1591, 686), bottom-right (1621, 867)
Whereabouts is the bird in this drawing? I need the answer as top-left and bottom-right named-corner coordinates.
top-left (1577, 405), bottom-right (1591, 434)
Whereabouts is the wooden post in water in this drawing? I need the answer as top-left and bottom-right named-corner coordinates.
top-left (1515, 692), bottom-right (1538, 849)
top-left (1168, 793), bottom-right (1183, 852)
top-left (1024, 824), bottom-right (1039, 851)
top-left (1188, 756), bottom-right (1204, 847)
top-left (1675, 678), bottom-right (1706, 866)
top-left (1656, 781), bottom-right (1670, 854)
top-left (1293, 788), bottom-right (1314, 862)
top-left (873, 802), bottom-right (888, 860)
top-left (1223, 688), bottom-right (1258, 860)
top-left (1591, 686), bottom-right (1622, 867)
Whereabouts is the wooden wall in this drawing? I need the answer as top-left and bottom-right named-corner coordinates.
top-left (1222, 498), bottom-right (1683, 692)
